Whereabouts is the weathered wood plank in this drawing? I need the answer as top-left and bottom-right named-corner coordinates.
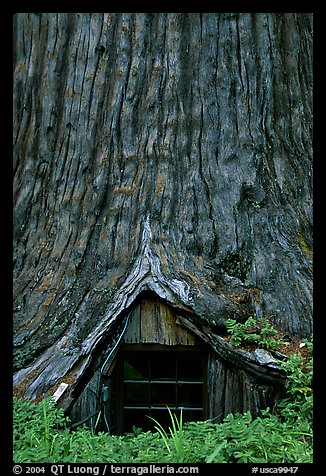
top-left (139, 298), bottom-right (157, 343)
top-left (123, 304), bottom-right (141, 343)
top-left (207, 353), bottom-right (226, 422)
top-left (124, 296), bottom-right (197, 345)
top-left (70, 370), bottom-right (101, 428)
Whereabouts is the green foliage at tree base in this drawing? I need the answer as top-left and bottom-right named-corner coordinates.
top-left (13, 342), bottom-right (313, 464)
top-left (13, 398), bottom-right (312, 463)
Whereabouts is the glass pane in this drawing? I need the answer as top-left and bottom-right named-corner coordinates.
top-left (151, 383), bottom-right (176, 406)
top-left (150, 353), bottom-right (176, 380)
top-left (150, 408), bottom-right (177, 432)
top-left (180, 408), bottom-right (203, 423)
top-left (124, 409), bottom-right (150, 433)
top-left (177, 354), bottom-right (203, 380)
top-left (123, 354), bottom-right (149, 380)
top-left (124, 382), bottom-right (149, 405)
top-left (177, 383), bottom-right (202, 407)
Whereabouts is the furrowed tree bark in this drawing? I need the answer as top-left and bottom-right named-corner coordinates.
top-left (13, 13), bottom-right (312, 405)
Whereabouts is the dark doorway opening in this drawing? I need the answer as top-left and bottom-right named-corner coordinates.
top-left (109, 344), bottom-right (208, 435)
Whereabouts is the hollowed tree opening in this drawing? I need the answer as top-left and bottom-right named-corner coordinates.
top-left (69, 292), bottom-right (281, 433)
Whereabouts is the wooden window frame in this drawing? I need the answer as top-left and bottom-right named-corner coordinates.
top-left (109, 343), bottom-right (208, 435)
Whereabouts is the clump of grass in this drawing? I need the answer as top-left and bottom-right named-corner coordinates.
top-left (148, 407), bottom-right (186, 462)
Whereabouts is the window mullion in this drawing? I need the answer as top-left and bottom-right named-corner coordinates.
top-left (117, 346), bottom-right (207, 434)
top-left (175, 355), bottom-right (178, 408)
top-left (149, 353), bottom-right (152, 417)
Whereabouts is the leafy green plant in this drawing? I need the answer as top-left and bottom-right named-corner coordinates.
top-left (225, 316), bottom-right (283, 351)
top-left (13, 396), bottom-right (70, 463)
top-left (183, 410), bottom-right (312, 463)
top-left (205, 441), bottom-right (227, 463)
top-left (14, 395), bottom-right (313, 463)
top-left (277, 341), bottom-right (313, 426)
top-left (13, 339), bottom-right (313, 464)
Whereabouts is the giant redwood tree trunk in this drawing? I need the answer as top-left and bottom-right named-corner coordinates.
top-left (13, 13), bottom-right (312, 405)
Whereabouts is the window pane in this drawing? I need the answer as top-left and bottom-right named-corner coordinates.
top-left (151, 383), bottom-right (176, 406)
top-left (150, 353), bottom-right (176, 380)
top-left (123, 354), bottom-right (149, 380)
top-left (124, 382), bottom-right (149, 405)
top-left (177, 354), bottom-right (203, 380)
top-left (150, 409), bottom-right (177, 431)
top-left (180, 408), bottom-right (203, 423)
top-left (178, 383), bottom-right (202, 406)
top-left (124, 409), bottom-right (150, 433)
